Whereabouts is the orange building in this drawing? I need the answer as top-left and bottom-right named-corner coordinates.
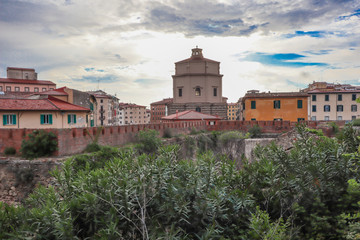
top-left (242, 90), bottom-right (308, 122)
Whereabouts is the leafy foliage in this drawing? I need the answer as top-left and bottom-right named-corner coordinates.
top-left (248, 125), bottom-right (262, 138)
top-left (20, 130), bottom-right (58, 159)
top-left (218, 131), bottom-right (249, 146)
top-left (4, 147), bottom-right (16, 155)
top-left (135, 129), bottom-right (162, 154)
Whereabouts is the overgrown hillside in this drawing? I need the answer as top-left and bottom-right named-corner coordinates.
top-left (1, 125), bottom-right (360, 239)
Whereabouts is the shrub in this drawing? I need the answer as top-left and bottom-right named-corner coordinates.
top-left (84, 142), bottom-right (101, 153)
top-left (306, 127), bottom-right (324, 136)
top-left (4, 147), bottom-right (16, 155)
top-left (353, 118), bottom-right (360, 126)
top-left (163, 128), bottom-right (172, 138)
top-left (219, 131), bottom-right (249, 146)
top-left (328, 121), bottom-right (339, 134)
top-left (248, 125), bottom-right (262, 138)
top-left (20, 130), bottom-right (58, 159)
top-left (135, 129), bottom-right (161, 154)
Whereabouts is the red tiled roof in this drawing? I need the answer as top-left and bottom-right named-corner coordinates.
top-left (0, 78), bottom-right (56, 85)
top-left (244, 92), bottom-right (308, 98)
top-left (119, 102), bottom-right (146, 109)
top-left (308, 88), bottom-right (360, 94)
top-left (0, 96), bottom-right (90, 111)
top-left (162, 110), bottom-right (221, 120)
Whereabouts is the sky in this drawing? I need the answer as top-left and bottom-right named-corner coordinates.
top-left (1, 0), bottom-right (360, 106)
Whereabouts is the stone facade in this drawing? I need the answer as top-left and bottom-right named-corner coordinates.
top-left (169, 47), bottom-right (227, 118)
top-left (168, 102), bottom-right (227, 119)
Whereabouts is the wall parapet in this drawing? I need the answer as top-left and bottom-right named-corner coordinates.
top-left (0, 120), bottom-right (346, 156)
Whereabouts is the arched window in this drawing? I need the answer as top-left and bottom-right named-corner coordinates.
top-left (196, 107), bottom-right (201, 112)
top-left (195, 87), bottom-right (201, 96)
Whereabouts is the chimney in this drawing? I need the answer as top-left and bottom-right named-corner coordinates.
top-left (176, 110), bottom-right (178, 119)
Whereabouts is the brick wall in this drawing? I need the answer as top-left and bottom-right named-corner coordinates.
top-left (0, 120), bottom-right (346, 156)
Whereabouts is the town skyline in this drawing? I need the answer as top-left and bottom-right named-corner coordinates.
top-left (1, 0), bottom-right (359, 106)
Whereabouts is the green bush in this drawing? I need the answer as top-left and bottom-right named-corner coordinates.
top-left (4, 147), bottom-right (16, 155)
top-left (353, 118), bottom-right (360, 126)
top-left (248, 125), bottom-right (262, 138)
top-left (84, 142), bottom-right (101, 153)
top-left (328, 121), bottom-right (340, 134)
top-left (219, 131), bottom-right (249, 146)
top-left (135, 129), bottom-right (161, 154)
top-left (163, 128), bottom-right (172, 138)
top-left (306, 127), bottom-right (324, 136)
top-left (20, 130), bottom-right (58, 159)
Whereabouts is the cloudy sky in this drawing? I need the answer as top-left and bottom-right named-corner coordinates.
top-left (1, 0), bottom-right (360, 106)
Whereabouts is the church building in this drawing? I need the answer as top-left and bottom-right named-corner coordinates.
top-left (168, 47), bottom-right (227, 119)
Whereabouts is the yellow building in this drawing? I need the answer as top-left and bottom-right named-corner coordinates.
top-left (1, 96), bottom-right (90, 128)
top-left (242, 91), bottom-right (308, 122)
top-left (227, 102), bottom-right (239, 120)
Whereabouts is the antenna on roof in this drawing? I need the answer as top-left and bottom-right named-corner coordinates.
top-left (97, 79), bottom-right (100, 90)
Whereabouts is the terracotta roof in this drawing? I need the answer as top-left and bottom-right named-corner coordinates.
top-left (151, 98), bottom-right (173, 105)
top-left (0, 78), bottom-right (56, 85)
top-left (162, 110), bottom-right (221, 120)
top-left (119, 102), bottom-right (146, 109)
top-left (34, 87), bottom-right (68, 96)
top-left (175, 57), bottom-right (219, 64)
top-left (308, 88), bottom-right (360, 94)
top-left (244, 92), bottom-right (308, 98)
top-left (0, 96), bottom-right (90, 111)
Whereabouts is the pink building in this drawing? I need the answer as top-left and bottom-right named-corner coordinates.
top-left (0, 67), bottom-right (56, 93)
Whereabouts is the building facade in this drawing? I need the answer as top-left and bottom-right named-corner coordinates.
top-left (307, 85), bottom-right (360, 121)
top-left (168, 47), bottom-right (227, 119)
top-left (227, 102), bottom-right (239, 120)
top-left (150, 98), bottom-right (173, 123)
top-left (0, 67), bottom-right (56, 93)
top-left (242, 90), bottom-right (308, 122)
top-left (0, 96), bottom-right (90, 129)
top-left (118, 103), bottom-right (149, 125)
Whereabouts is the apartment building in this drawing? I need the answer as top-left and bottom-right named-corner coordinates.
top-left (227, 102), bottom-right (239, 120)
top-left (118, 103), bottom-right (149, 125)
top-left (150, 98), bottom-right (173, 123)
top-left (307, 85), bottom-right (360, 121)
top-left (87, 90), bottom-right (118, 126)
top-left (242, 90), bottom-right (308, 122)
top-left (0, 67), bottom-right (56, 93)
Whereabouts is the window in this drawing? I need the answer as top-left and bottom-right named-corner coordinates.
top-left (25, 87), bottom-right (29, 92)
top-left (274, 100), bottom-right (281, 109)
top-left (34, 87), bottom-right (39, 92)
top-left (178, 88), bottom-right (182, 97)
top-left (312, 105), bottom-right (317, 112)
top-left (42, 88), bottom-right (46, 92)
top-left (0, 86), bottom-right (2, 91)
top-left (337, 105), bottom-right (343, 112)
top-left (68, 114), bottom-right (77, 124)
top-left (297, 100), bottom-right (303, 108)
top-left (338, 94), bottom-right (342, 101)
top-left (338, 116), bottom-right (343, 120)
top-left (50, 88), bottom-right (54, 90)
top-left (40, 114), bottom-right (53, 124)
top-left (15, 87), bottom-right (20, 92)
top-left (352, 94), bottom-right (357, 101)
top-left (100, 99), bottom-right (103, 103)
top-left (213, 88), bottom-right (217, 97)
top-left (274, 118), bottom-right (282, 121)
top-left (195, 107), bottom-right (201, 112)
top-left (325, 95), bottom-right (329, 101)
top-left (312, 95), bottom-right (316, 101)
top-left (352, 116), bottom-right (357, 120)
top-left (251, 118), bottom-right (256, 121)
top-left (324, 105), bottom-right (330, 112)
top-left (251, 101), bottom-right (256, 109)
top-left (311, 116), bottom-right (316, 121)
top-left (3, 114), bottom-right (16, 125)
top-left (90, 103), bottom-right (94, 111)
top-left (6, 86), bottom-right (11, 92)
top-left (324, 116), bottom-right (330, 121)
top-left (195, 87), bottom-right (201, 96)
top-left (298, 118), bottom-right (305, 122)
top-left (351, 105), bottom-right (357, 112)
